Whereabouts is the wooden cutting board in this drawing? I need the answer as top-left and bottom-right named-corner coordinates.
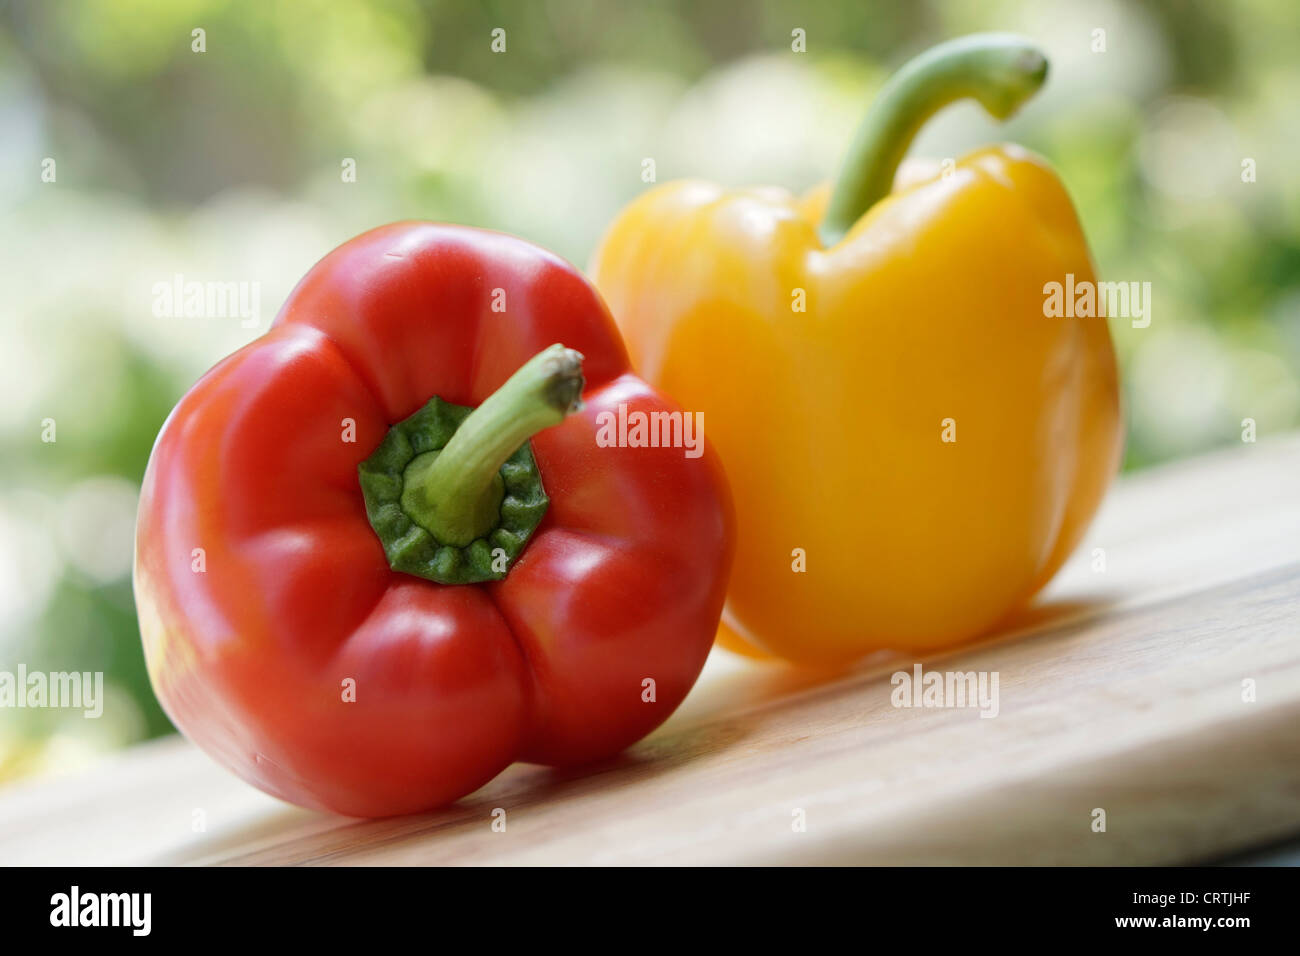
top-left (3, 435), bottom-right (1299, 866)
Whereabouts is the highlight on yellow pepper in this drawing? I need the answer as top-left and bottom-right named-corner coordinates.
top-left (590, 34), bottom-right (1123, 666)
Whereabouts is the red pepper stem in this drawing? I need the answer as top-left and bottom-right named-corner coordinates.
top-left (818, 33), bottom-right (1048, 247)
top-left (404, 344), bottom-right (584, 547)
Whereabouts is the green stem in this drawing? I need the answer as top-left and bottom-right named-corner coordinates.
top-left (818, 33), bottom-right (1049, 247)
top-left (409, 344), bottom-right (584, 546)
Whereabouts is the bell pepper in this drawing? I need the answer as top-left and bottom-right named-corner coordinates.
top-left (134, 223), bottom-right (734, 817)
top-left (590, 34), bottom-right (1122, 666)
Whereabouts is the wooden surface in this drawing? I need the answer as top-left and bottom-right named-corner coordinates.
top-left (3, 436), bottom-right (1299, 866)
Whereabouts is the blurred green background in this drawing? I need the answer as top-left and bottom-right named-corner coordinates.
top-left (1, 0), bottom-right (1297, 783)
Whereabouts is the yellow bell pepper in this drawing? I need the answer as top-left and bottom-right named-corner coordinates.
top-left (590, 35), bottom-right (1122, 666)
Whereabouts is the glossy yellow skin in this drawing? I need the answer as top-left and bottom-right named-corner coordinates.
top-left (590, 144), bottom-right (1122, 666)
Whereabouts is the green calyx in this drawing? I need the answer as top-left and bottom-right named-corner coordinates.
top-left (818, 33), bottom-right (1049, 247)
top-left (359, 344), bottom-right (585, 585)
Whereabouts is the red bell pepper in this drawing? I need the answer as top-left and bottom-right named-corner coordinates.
top-left (134, 223), bottom-right (734, 817)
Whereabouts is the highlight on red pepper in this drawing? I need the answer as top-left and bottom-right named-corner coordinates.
top-left (133, 222), bottom-right (735, 817)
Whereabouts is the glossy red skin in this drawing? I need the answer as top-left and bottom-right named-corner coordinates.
top-left (134, 223), bottom-right (734, 817)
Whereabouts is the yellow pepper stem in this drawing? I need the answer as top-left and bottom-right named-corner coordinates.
top-left (818, 33), bottom-right (1049, 247)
